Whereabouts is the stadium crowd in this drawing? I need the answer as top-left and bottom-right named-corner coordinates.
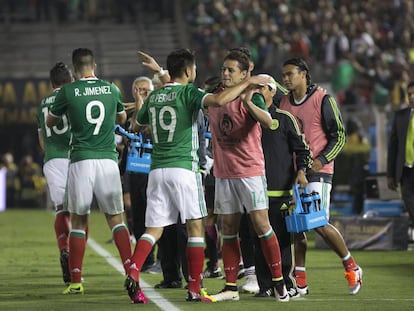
top-left (187, 0), bottom-right (414, 111)
top-left (2, 0), bottom-right (413, 111)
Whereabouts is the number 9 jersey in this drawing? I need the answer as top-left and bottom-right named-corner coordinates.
top-left (49, 77), bottom-right (124, 163)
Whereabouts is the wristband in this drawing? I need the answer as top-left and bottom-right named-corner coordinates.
top-left (156, 67), bottom-right (166, 77)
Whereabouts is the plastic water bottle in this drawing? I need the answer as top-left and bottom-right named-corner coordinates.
top-left (129, 139), bottom-right (141, 158)
top-left (311, 191), bottom-right (321, 211)
top-left (142, 139), bottom-right (152, 159)
top-left (301, 193), bottom-right (313, 213)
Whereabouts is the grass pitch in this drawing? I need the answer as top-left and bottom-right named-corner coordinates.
top-left (0, 208), bottom-right (413, 311)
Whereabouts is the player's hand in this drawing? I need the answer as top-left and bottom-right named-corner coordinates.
top-left (248, 75), bottom-right (272, 87)
top-left (137, 51), bottom-right (162, 72)
top-left (240, 88), bottom-right (255, 104)
top-left (295, 169), bottom-right (308, 189)
top-left (123, 102), bottom-right (136, 112)
top-left (309, 158), bottom-right (323, 174)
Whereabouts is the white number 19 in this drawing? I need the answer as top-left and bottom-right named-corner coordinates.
top-left (149, 106), bottom-right (177, 143)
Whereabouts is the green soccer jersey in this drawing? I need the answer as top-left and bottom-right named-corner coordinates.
top-left (49, 78), bottom-right (124, 163)
top-left (137, 82), bottom-right (207, 171)
top-left (36, 88), bottom-right (71, 163)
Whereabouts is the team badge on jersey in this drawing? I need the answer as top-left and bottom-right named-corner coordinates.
top-left (270, 119), bottom-right (279, 130)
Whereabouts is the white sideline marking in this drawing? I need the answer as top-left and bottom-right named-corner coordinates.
top-left (87, 238), bottom-right (181, 311)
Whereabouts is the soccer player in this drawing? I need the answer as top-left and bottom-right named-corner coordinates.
top-left (208, 50), bottom-right (289, 302)
top-left (124, 48), bottom-right (271, 303)
top-left (279, 57), bottom-right (363, 295)
top-left (46, 48), bottom-right (132, 295)
top-left (36, 62), bottom-right (73, 285)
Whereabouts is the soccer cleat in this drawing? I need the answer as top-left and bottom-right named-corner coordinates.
top-left (186, 290), bottom-right (216, 302)
top-left (124, 276), bottom-right (148, 304)
top-left (254, 287), bottom-right (274, 298)
top-left (210, 288), bottom-right (240, 301)
top-left (62, 283), bottom-right (84, 295)
top-left (240, 274), bottom-right (260, 294)
top-left (345, 267), bottom-right (363, 295)
top-left (203, 267), bottom-right (223, 279)
top-left (59, 249), bottom-right (71, 285)
top-left (296, 285), bottom-right (309, 295)
top-left (287, 287), bottom-right (301, 299)
top-left (274, 280), bottom-right (290, 302)
top-left (200, 287), bottom-right (208, 297)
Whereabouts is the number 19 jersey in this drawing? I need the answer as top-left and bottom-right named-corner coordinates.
top-left (137, 82), bottom-right (208, 171)
top-left (49, 77), bottom-right (124, 163)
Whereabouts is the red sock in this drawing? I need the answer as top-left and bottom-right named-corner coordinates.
top-left (112, 224), bottom-right (132, 274)
top-left (186, 237), bottom-right (204, 293)
top-left (222, 235), bottom-right (240, 284)
top-left (55, 211), bottom-right (70, 251)
top-left (343, 256), bottom-right (358, 271)
top-left (68, 230), bottom-right (86, 283)
top-left (259, 230), bottom-right (282, 279)
top-left (130, 234), bottom-right (155, 281)
top-left (295, 269), bottom-right (307, 287)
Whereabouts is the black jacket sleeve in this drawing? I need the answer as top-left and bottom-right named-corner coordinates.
top-left (319, 94), bottom-right (346, 164)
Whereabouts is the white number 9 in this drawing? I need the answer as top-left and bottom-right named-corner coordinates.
top-left (86, 100), bottom-right (105, 135)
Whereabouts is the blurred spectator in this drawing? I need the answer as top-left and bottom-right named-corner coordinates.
top-left (17, 154), bottom-right (46, 207)
top-left (390, 68), bottom-right (410, 111)
top-left (333, 118), bottom-right (371, 214)
top-left (0, 152), bottom-right (20, 208)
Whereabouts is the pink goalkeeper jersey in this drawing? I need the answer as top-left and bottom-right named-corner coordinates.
top-left (279, 89), bottom-right (334, 175)
top-left (208, 96), bottom-right (265, 178)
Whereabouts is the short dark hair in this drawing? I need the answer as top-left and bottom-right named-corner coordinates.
top-left (228, 47), bottom-right (252, 61)
top-left (407, 81), bottom-right (414, 89)
top-left (72, 48), bottom-right (95, 71)
top-left (166, 49), bottom-right (195, 79)
top-left (224, 50), bottom-right (250, 72)
top-left (283, 58), bottom-right (312, 86)
top-left (50, 62), bottom-right (72, 88)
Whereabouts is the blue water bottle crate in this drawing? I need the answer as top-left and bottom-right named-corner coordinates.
top-left (285, 184), bottom-right (328, 233)
top-left (126, 133), bottom-right (152, 174)
top-left (115, 125), bottom-right (152, 174)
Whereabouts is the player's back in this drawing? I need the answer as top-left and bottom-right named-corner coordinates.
top-left (138, 82), bottom-right (205, 171)
top-left (37, 89), bottom-right (71, 162)
top-left (56, 78), bottom-right (123, 162)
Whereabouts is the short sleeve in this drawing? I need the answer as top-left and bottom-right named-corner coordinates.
top-left (185, 83), bottom-right (208, 110)
top-left (251, 92), bottom-right (267, 110)
top-left (112, 84), bottom-right (124, 113)
top-left (49, 87), bottom-right (67, 117)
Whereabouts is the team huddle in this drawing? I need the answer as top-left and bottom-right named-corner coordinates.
top-left (37, 47), bottom-right (362, 304)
